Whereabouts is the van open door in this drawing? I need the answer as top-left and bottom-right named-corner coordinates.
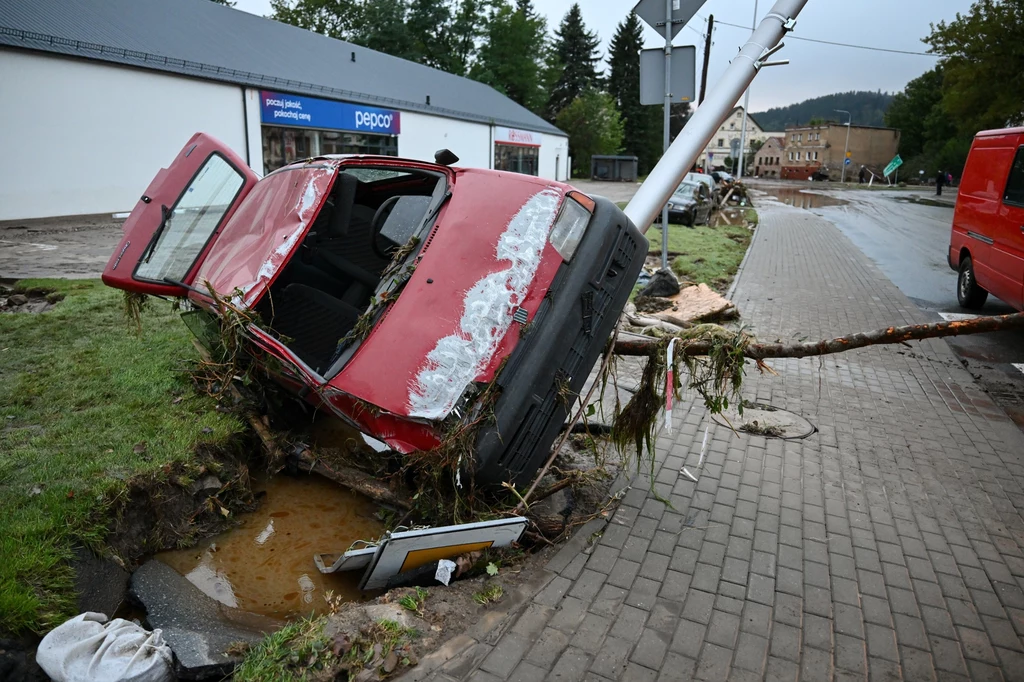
top-left (102, 133), bottom-right (259, 297)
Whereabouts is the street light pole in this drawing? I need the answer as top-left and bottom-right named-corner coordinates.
top-left (835, 108), bottom-right (851, 183)
top-left (737, 0), bottom-right (758, 180)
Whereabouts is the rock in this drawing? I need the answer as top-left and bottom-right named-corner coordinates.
top-left (650, 283), bottom-right (738, 326)
top-left (638, 268), bottom-right (680, 298)
top-left (130, 559), bottom-right (279, 680)
top-left (189, 475), bottom-right (223, 496)
top-left (73, 547), bottom-right (130, 618)
top-left (8, 294), bottom-right (28, 306)
top-left (0, 637), bottom-right (48, 682)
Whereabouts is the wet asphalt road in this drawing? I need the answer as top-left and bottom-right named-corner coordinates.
top-left (749, 180), bottom-right (1024, 427)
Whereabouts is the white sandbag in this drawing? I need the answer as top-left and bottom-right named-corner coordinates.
top-left (36, 612), bottom-right (173, 682)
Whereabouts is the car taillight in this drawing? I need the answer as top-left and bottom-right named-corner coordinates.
top-left (548, 192), bottom-right (594, 261)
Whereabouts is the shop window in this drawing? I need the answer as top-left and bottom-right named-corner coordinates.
top-left (494, 144), bottom-right (539, 176)
top-left (261, 126), bottom-right (397, 173)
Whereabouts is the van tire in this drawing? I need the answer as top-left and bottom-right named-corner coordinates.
top-left (957, 256), bottom-right (988, 309)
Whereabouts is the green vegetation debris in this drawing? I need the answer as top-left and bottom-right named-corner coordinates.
top-left (473, 584), bottom-right (504, 605)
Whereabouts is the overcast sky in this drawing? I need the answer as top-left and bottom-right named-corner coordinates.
top-left (230, 0), bottom-right (971, 111)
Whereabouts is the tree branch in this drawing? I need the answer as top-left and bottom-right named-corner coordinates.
top-left (613, 312), bottom-right (1024, 358)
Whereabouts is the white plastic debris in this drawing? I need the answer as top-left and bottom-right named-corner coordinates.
top-left (36, 612), bottom-right (173, 682)
top-left (435, 559), bottom-right (458, 586)
top-left (663, 338), bottom-right (678, 434)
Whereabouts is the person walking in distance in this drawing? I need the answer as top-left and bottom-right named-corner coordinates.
top-left (936, 169), bottom-right (946, 196)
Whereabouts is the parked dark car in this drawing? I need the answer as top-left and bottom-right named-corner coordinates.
top-left (660, 181), bottom-right (713, 226)
top-left (102, 133), bottom-right (647, 486)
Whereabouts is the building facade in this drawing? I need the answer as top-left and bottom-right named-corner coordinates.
top-left (780, 123), bottom-right (900, 180)
top-left (754, 137), bottom-right (785, 177)
top-left (699, 107), bottom-right (783, 173)
top-left (0, 0), bottom-right (569, 221)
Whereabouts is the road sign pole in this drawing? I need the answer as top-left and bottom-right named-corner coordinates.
top-left (661, 0), bottom-right (672, 270)
top-left (737, 0), bottom-right (757, 180)
top-left (626, 0), bottom-right (810, 233)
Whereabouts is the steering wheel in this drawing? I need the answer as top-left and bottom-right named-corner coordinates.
top-left (370, 196), bottom-right (402, 259)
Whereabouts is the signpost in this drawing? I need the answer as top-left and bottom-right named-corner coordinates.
top-left (883, 154), bottom-right (903, 178)
top-left (635, 0), bottom-right (707, 269)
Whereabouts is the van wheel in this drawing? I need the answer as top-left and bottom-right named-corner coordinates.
top-left (957, 256), bottom-right (989, 309)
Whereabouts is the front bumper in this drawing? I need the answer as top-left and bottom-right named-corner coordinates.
top-left (473, 196), bottom-right (648, 486)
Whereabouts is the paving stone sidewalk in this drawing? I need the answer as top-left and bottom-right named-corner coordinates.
top-left (407, 201), bottom-right (1024, 681)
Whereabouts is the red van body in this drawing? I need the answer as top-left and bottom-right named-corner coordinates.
top-left (948, 127), bottom-right (1024, 311)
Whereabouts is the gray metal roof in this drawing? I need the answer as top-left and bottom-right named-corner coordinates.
top-left (0, 0), bottom-right (564, 136)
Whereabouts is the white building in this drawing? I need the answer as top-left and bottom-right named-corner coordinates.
top-left (699, 106), bottom-right (783, 172)
top-left (0, 0), bottom-right (569, 221)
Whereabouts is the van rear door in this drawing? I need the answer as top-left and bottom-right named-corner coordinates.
top-left (995, 142), bottom-right (1024, 310)
top-left (102, 133), bottom-right (258, 297)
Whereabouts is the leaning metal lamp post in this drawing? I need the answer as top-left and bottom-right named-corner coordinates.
top-left (835, 108), bottom-right (851, 183)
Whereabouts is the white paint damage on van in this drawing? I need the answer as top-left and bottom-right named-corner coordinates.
top-left (240, 177), bottom-right (324, 305)
top-left (407, 188), bottom-right (563, 420)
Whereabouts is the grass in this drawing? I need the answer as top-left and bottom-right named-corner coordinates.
top-left (0, 279), bottom-right (243, 634)
top-left (646, 221), bottom-right (753, 292)
top-left (234, 615), bottom-right (331, 682)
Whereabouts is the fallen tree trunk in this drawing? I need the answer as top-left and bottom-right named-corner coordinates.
top-left (291, 448), bottom-right (413, 511)
top-left (613, 312), bottom-right (1024, 358)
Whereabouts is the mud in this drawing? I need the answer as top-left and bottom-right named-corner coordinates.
top-left (156, 473), bottom-right (385, 620)
top-left (761, 186), bottom-right (847, 209)
top-left (0, 282), bottom-right (64, 313)
top-left (0, 214), bottom-right (123, 279)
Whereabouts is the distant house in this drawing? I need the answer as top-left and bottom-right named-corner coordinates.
top-left (755, 136), bottom-right (785, 177)
top-left (700, 106), bottom-right (777, 172)
top-left (781, 123), bottom-right (900, 180)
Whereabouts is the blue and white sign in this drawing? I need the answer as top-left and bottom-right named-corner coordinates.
top-left (260, 91), bottom-right (401, 135)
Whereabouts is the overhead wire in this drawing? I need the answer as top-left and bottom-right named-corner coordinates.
top-left (702, 15), bottom-right (938, 57)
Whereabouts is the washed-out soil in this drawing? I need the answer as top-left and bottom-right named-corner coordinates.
top-left (0, 442), bottom-right (262, 680)
top-left (0, 281), bottom-right (65, 313)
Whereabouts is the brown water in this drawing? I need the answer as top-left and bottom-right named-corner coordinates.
top-left (157, 474), bottom-right (385, 619)
top-left (764, 186), bottom-right (847, 209)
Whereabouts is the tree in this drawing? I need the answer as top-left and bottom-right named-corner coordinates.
top-left (555, 89), bottom-right (625, 177)
top-left (607, 12), bottom-right (661, 174)
top-left (885, 67), bottom-right (945, 160)
top-left (472, 0), bottom-right (549, 113)
top-left (349, 0), bottom-right (415, 59)
top-left (209, 0), bottom-right (236, 5)
top-left (269, 0), bottom-right (358, 40)
top-left (407, 0), bottom-right (454, 70)
top-left (926, 0), bottom-right (1024, 133)
top-left (546, 4), bottom-right (601, 120)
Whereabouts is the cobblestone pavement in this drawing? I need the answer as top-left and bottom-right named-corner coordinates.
top-left (406, 202), bottom-right (1024, 681)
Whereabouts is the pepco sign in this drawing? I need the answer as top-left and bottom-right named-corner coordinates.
top-left (260, 91), bottom-right (401, 135)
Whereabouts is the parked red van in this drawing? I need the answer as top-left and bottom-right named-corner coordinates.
top-left (949, 127), bottom-right (1024, 310)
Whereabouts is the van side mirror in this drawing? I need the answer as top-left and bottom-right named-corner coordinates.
top-left (434, 149), bottom-right (459, 166)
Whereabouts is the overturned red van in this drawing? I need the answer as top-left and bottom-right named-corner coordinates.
top-left (102, 133), bottom-right (646, 487)
top-left (949, 127), bottom-right (1024, 311)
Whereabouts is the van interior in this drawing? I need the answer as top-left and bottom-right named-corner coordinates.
top-left (254, 166), bottom-right (443, 374)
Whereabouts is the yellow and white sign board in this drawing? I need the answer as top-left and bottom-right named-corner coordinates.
top-left (359, 517), bottom-right (528, 590)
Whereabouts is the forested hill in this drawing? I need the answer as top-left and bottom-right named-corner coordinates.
top-left (751, 91), bottom-right (894, 131)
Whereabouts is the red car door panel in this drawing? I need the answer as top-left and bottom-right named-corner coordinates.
top-left (102, 133), bottom-right (258, 297)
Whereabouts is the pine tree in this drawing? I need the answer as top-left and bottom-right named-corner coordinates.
top-left (607, 12), bottom-right (661, 174)
top-left (472, 0), bottom-right (548, 113)
top-left (546, 4), bottom-right (600, 120)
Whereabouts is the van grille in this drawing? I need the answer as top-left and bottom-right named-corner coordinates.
top-left (497, 231), bottom-right (637, 473)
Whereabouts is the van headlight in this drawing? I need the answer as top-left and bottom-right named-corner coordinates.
top-left (548, 192), bottom-right (595, 261)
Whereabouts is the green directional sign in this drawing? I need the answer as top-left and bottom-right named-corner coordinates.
top-left (884, 154), bottom-right (903, 178)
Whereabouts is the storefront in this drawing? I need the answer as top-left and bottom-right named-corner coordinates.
top-left (493, 126), bottom-right (541, 176)
top-left (260, 91), bottom-right (401, 172)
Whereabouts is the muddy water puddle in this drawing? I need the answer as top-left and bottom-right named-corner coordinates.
top-left (157, 473), bottom-right (385, 619)
top-left (764, 186), bottom-right (847, 209)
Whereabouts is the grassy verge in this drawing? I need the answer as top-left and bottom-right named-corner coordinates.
top-left (0, 279), bottom-right (243, 634)
top-left (645, 219), bottom-right (753, 292)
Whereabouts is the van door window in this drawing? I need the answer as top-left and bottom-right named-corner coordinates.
top-left (136, 154), bottom-right (246, 283)
top-left (1003, 146), bottom-right (1024, 207)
